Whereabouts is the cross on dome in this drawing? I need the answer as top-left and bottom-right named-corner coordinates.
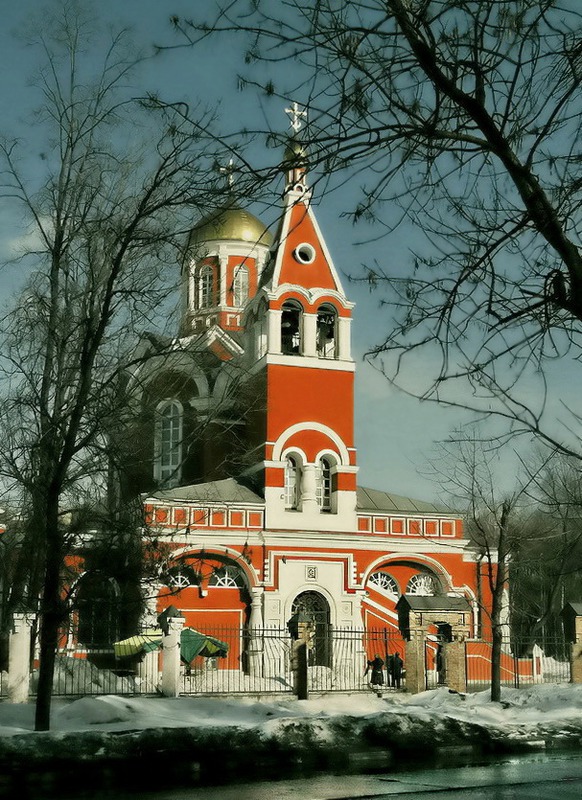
top-left (219, 157), bottom-right (237, 187)
top-left (285, 101), bottom-right (307, 133)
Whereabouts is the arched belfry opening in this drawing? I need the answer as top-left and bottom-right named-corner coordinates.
top-left (291, 590), bottom-right (331, 667)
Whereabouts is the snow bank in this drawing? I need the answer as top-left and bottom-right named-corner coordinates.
top-left (1, 685), bottom-right (581, 795)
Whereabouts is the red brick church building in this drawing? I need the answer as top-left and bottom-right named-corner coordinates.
top-left (118, 123), bottom-right (494, 677)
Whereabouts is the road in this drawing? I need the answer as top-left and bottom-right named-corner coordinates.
top-left (113, 751), bottom-right (582, 800)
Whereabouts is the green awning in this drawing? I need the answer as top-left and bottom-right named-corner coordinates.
top-left (114, 628), bottom-right (229, 662)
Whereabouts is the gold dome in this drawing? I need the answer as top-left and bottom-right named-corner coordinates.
top-left (189, 206), bottom-right (273, 248)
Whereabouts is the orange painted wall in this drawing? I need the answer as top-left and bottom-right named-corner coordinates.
top-left (278, 202), bottom-right (339, 291)
top-left (266, 364), bottom-right (354, 449)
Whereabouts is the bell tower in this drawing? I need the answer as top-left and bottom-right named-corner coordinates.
top-left (244, 104), bottom-right (358, 532)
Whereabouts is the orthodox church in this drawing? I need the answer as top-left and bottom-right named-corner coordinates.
top-left (118, 114), bottom-right (493, 674)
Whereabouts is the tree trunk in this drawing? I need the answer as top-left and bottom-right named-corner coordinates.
top-left (34, 495), bottom-right (63, 732)
top-left (490, 623), bottom-right (503, 703)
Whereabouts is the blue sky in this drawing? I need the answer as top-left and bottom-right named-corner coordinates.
top-left (0, 0), bottom-right (541, 502)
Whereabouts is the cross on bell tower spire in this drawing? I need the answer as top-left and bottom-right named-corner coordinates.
top-left (283, 102), bottom-right (309, 192)
top-left (285, 101), bottom-right (307, 133)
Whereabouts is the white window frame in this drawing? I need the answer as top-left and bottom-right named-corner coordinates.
top-left (369, 571), bottom-right (399, 597)
top-left (407, 572), bottom-right (439, 596)
top-left (232, 264), bottom-right (249, 307)
top-left (316, 304), bottom-right (338, 359)
top-left (154, 399), bottom-right (183, 488)
top-left (198, 265), bottom-right (214, 309)
top-left (315, 457), bottom-right (333, 511)
top-left (284, 455), bottom-right (301, 509)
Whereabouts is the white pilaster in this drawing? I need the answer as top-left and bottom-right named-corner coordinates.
top-left (338, 317), bottom-right (352, 360)
top-left (161, 616), bottom-right (185, 698)
top-left (268, 309), bottom-right (282, 353)
top-left (302, 313), bottom-right (317, 357)
top-left (247, 587), bottom-right (265, 677)
top-left (7, 613), bottom-right (35, 703)
top-left (300, 464), bottom-right (319, 513)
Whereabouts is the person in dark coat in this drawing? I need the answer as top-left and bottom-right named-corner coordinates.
top-left (391, 652), bottom-right (404, 689)
top-left (364, 654), bottom-right (385, 695)
top-left (386, 653), bottom-right (395, 687)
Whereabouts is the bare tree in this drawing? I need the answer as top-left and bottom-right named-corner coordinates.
top-left (174, 0), bottom-right (582, 455)
top-left (0, 7), bottom-right (232, 730)
top-left (511, 452), bottom-right (582, 652)
top-left (430, 433), bottom-right (543, 701)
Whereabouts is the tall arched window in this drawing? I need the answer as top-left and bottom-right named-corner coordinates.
top-left (198, 265), bottom-right (214, 309)
top-left (155, 400), bottom-right (183, 487)
top-left (281, 300), bottom-right (303, 355)
top-left (284, 456), bottom-right (300, 509)
top-left (316, 304), bottom-right (338, 358)
top-left (315, 457), bottom-right (332, 511)
top-left (233, 265), bottom-right (249, 307)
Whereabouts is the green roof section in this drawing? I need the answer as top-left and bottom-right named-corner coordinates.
top-left (148, 478), bottom-right (263, 505)
top-left (357, 486), bottom-right (453, 515)
top-left (148, 480), bottom-right (453, 516)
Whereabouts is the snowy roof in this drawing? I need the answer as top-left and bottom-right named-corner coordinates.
top-left (147, 478), bottom-right (263, 505)
top-left (357, 486), bottom-right (453, 515)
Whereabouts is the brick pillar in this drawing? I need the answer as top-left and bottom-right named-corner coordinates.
top-left (161, 617), bottom-right (185, 697)
top-left (569, 616), bottom-right (582, 683)
top-left (7, 613), bottom-right (35, 703)
top-left (405, 632), bottom-right (425, 694)
top-left (445, 638), bottom-right (467, 694)
top-left (571, 643), bottom-right (582, 683)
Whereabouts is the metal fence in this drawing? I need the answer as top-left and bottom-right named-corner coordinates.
top-left (466, 638), bottom-right (571, 692)
top-left (31, 648), bottom-right (146, 697)
top-left (179, 626), bottom-right (406, 695)
top-left (20, 628), bottom-right (573, 699)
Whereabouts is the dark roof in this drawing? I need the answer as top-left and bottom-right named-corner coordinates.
top-left (147, 478), bottom-right (264, 505)
top-left (357, 486), bottom-right (453, 515)
top-left (396, 595), bottom-right (471, 612)
top-left (562, 602), bottom-right (582, 617)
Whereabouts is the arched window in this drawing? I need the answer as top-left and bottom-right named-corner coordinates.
top-left (76, 574), bottom-right (121, 647)
top-left (369, 571), bottom-right (399, 597)
top-left (407, 572), bottom-right (439, 596)
top-left (233, 265), bottom-right (249, 307)
top-left (209, 565), bottom-right (245, 588)
top-left (316, 304), bottom-right (337, 358)
top-left (315, 457), bottom-right (332, 511)
top-left (281, 300), bottom-right (302, 355)
top-left (155, 400), bottom-right (183, 487)
top-left (163, 565), bottom-right (200, 589)
top-left (284, 456), bottom-right (300, 509)
top-left (198, 265), bottom-right (214, 309)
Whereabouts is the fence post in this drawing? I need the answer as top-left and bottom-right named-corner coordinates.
top-left (247, 587), bottom-right (264, 677)
top-left (161, 616), bottom-right (185, 697)
top-left (405, 632), bottom-right (425, 694)
top-left (570, 616), bottom-right (582, 684)
top-left (445, 636), bottom-right (467, 694)
top-left (7, 613), bottom-right (35, 703)
top-left (138, 648), bottom-right (161, 693)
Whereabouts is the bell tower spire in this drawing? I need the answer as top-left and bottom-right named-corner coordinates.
top-left (243, 103), bottom-right (358, 532)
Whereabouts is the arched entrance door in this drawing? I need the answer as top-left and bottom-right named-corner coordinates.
top-left (291, 591), bottom-right (331, 667)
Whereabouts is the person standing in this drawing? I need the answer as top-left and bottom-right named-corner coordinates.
top-left (364, 654), bottom-right (385, 697)
top-left (392, 652), bottom-right (404, 690)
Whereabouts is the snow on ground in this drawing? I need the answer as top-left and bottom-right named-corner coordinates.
top-left (1, 684), bottom-right (582, 738)
top-left (1, 685), bottom-right (582, 796)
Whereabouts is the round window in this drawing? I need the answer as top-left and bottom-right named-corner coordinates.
top-left (293, 243), bottom-right (316, 264)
